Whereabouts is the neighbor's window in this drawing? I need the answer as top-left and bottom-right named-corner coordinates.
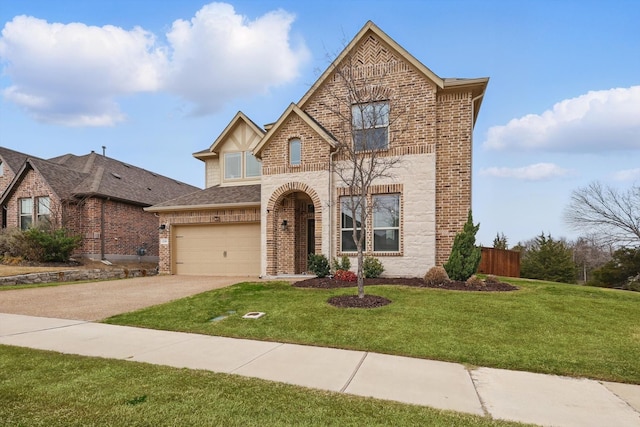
top-left (373, 194), bottom-right (400, 252)
top-left (36, 197), bottom-right (51, 224)
top-left (352, 101), bottom-right (389, 151)
top-left (340, 196), bottom-right (365, 252)
top-left (19, 198), bottom-right (33, 230)
top-left (245, 152), bottom-right (261, 177)
top-left (224, 152), bottom-right (242, 179)
top-left (289, 139), bottom-right (301, 166)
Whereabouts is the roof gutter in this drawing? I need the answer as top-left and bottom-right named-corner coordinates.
top-left (144, 201), bottom-right (261, 213)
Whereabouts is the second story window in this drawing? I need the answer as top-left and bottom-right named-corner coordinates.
top-left (289, 139), bottom-right (301, 166)
top-left (352, 101), bottom-right (389, 151)
top-left (224, 151), bottom-right (261, 180)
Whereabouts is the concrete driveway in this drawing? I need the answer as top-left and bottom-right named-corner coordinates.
top-left (0, 275), bottom-right (251, 321)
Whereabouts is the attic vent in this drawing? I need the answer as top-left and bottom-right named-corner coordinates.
top-left (150, 172), bottom-right (158, 177)
top-left (111, 172), bottom-right (122, 179)
top-left (147, 187), bottom-right (152, 191)
top-left (122, 163), bottom-right (131, 168)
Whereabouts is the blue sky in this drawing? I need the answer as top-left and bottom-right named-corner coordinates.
top-left (1, 0), bottom-right (638, 246)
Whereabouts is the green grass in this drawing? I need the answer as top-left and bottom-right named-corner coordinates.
top-left (105, 278), bottom-right (640, 384)
top-left (0, 345), bottom-right (527, 426)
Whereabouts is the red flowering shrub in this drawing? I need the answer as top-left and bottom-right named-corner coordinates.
top-left (334, 269), bottom-right (357, 282)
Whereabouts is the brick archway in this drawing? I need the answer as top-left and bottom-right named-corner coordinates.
top-left (266, 182), bottom-right (322, 275)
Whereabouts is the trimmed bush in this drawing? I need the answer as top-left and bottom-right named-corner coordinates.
top-left (332, 255), bottom-right (351, 272)
top-left (443, 210), bottom-right (481, 281)
top-left (424, 266), bottom-right (450, 286)
top-left (334, 269), bottom-right (357, 282)
top-left (308, 253), bottom-right (330, 278)
top-left (465, 275), bottom-right (485, 287)
top-left (363, 256), bottom-right (384, 278)
top-left (12, 227), bottom-right (81, 262)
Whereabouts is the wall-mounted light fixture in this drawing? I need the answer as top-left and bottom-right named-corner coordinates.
top-left (214, 216), bottom-right (220, 222)
top-left (159, 224), bottom-right (166, 231)
top-left (281, 220), bottom-right (288, 231)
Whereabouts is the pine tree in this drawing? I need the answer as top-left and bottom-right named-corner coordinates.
top-left (444, 211), bottom-right (482, 281)
top-left (520, 233), bottom-right (577, 284)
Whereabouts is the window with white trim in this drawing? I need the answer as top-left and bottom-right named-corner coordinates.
top-left (224, 152), bottom-right (242, 179)
top-left (340, 196), bottom-right (365, 252)
top-left (373, 194), bottom-right (400, 252)
top-left (245, 152), bottom-right (261, 177)
top-left (289, 139), bottom-right (301, 166)
top-left (352, 101), bottom-right (389, 151)
top-left (19, 198), bottom-right (33, 230)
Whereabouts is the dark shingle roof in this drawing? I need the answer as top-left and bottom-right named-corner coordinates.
top-left (147, 184), bottom-right (261, 211)
top-left (0, 146), bottom-right (34, 173)
top-left (1, 151), bottom-right (201, 207)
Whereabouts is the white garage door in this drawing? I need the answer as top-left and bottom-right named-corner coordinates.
top-left (173, 223), bottom-right (260, 276)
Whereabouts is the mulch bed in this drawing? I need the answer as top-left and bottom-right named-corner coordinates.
top-left (294, 276), bottom-right (519, 308)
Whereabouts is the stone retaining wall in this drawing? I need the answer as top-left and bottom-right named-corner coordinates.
top-left (0, 268), bottom-right (158, 286)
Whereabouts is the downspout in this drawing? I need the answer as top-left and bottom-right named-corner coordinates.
top-left (100, 198), bottom-right (106, 260)
top-left (470, 93), bottom-right (484, 209)
top-left (328, 150), bottom-right (338, 264)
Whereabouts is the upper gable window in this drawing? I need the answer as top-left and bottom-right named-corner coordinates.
top-left (352, 101), bottom-right (389, 151)
top-left (289, 139), bottom-right (301, 166)
top-left (224, 151), bottom-right (261, 180)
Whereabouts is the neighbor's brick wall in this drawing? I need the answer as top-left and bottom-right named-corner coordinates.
top-left (4, 169), bottom-right (159, 261)
top-left (4, 169), bottom-right (62, 229)
top-left (157, 207), bottom-right (261, 274)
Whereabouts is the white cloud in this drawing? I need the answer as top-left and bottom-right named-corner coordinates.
top-left (480, 163), bottom-right (571, 181)
top-left (0, 3), bottom-right (310, 126)
top-left (483, 86), bottom-right (640, 152)
top-left (165, 3), bottom-right (310, 115)
top-left (0, 15), bottom-right (166, 126)
top-left (611, 168), bottom-right (640, 181)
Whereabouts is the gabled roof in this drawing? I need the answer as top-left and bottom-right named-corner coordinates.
top-left (252, 103), bottom-right (337, 158)
top-left (193, 111), bottom-right (265, 161)
top-left (297, 21), bottom-right (488, 124)
top-left (298, 21), bottom-right (445, 109)
top-left (146, 184), bottom-right (261, 212)
top-left (0, 146), bottom-right (34, 174)
top-left (1, 151), bottom-right (201, 207)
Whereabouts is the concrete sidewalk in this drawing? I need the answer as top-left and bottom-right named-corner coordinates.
top-left (1, 313), bottom-right (639, 427)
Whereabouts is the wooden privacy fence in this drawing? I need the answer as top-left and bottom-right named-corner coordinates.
top-left (477, 247), bottom-right (520, 277)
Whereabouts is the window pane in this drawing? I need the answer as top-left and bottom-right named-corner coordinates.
top-left (20, 216), bottom-right (32, 230)
top-left (341, 230), bottom-right (365, 252)
top-left (245, 152), bottom-right (261, 177)
top-left (224, 153), bottom-right (242, 179)
top-left (374, 195), bottom-right (399, 227)
top-left (20, 198), bottom-right (33, 214)
top-left (37, 197), bottom-right (50, 215)
top-left (374, 229), bottom-right (399, 251)
top-left (289, 139), bottom-right (301, 165)
top-left (341, 197), bottom-right (364, 228)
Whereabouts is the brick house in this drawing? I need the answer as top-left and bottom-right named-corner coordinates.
top-left (0, 146), bottom-right (200, 261)
top-left (147, 21), bottom-right (488, 277)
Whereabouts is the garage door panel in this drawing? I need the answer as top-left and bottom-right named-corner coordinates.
top-left (173, 223), bottom-right (260, 276)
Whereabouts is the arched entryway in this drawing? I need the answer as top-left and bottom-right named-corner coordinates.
top-left (266, 183), bottom-right (322, 275)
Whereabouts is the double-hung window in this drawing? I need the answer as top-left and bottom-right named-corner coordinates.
top-left (340, 197), bottom-right (365, 252)
top-left (373, 194), bottom-right (400, 252)
top-left (352, 101), bottom-right (389, 151)
top-left (19, 198), bottom-right (33, 230)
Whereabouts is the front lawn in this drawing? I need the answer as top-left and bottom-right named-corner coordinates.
top-left (0, 346), bottom-right (525, 427)
top-left (105, 278), bottom-right (640, 384)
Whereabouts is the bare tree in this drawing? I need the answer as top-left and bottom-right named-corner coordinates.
top-left (571, 234), bottom-right (613, 283)
top-left (321, 52), bottom-right (405, 299)
top-left (565, 181), bottom-right (640, 247)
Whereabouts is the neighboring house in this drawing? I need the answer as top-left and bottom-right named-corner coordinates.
top-left (0, 146), bottom-right (200, 261)
top-left (147, 21), bottom-right (489, 277)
